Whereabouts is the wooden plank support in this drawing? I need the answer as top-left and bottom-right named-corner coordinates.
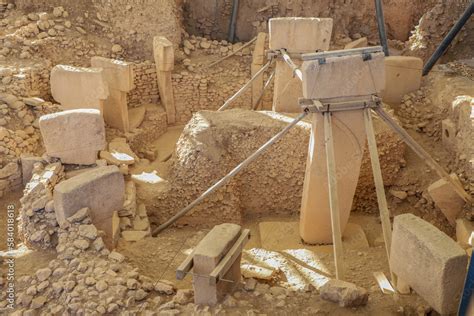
top-left (323, 112), bottom-right (345, 280)
top-left (363, 108), bottom-right (395, 283)
top-left (176, 250), bottom-right (194, 280)
top-left (209, 229), bottom-right (251, 285)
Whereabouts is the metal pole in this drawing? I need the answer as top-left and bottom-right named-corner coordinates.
top-left (218, 59), bottom-right (273, 111)
top-left (207, 36), bottom-right (257, 69)
top-left (375, 107), bottom-right (472, 203)
top-left (280, 49), bottom-right (303, 81)
top-left (374, 0), bottom-right (390, 56)
top-left (423, 1), bottom-right (474, 76)
top-left (152, 111), bottom-right (309, 236)
top-left (253, 70), bottom-right (275, 110)
top-left (228, 0), bottom-right (239, 43)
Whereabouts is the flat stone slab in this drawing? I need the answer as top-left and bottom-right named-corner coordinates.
top-left (53, 166), bottom-right (125, 249)
top-left (382, 56), bottom-right (422, 104)
top-left (427, 174), bottom-right (465, 226)
top-left (301, 51), bottom-right (385, 100)
top-left (90, 57), bottom-right (134, 91)
top-left (390, 214), bottom-right (468, 315)
top-left (39, 109), bottom-right (106, 165)
top-left (269, 17), bottom-right (333, 53)
top-left (50, 65), bottom-right (109, 110)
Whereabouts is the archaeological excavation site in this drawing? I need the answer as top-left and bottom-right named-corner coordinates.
top-left (0, 0), bottom-right (473, 315)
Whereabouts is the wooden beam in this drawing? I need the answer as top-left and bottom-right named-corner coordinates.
top-left (323, 112), bottom-right (345, 280)
top-left (209, 229), bottom-right (251, 285)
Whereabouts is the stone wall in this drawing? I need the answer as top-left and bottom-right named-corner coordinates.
top-left (127, 61), bottom-right (160, 107)
top-left (0, 64), bottom-right (51, 98)
top-left (184, 0), bottom-right (436, 42)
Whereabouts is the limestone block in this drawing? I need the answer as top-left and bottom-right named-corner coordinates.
top-left (382, 56), bottom-right (423, 104)
top-left (53, 166), bottom-right (125, 248)
top-left (50, 65), bottom-right (109, 111)
top-left (91, 57), bottom-right (134, 132)
top-left (90, 57), bottom-right (134, 91)
top-left (456, 218), bottom-right (474, 249)
top-left (252, 32), bottom-right (267, 65)
top-left (441, 118), bottom-right (457, 150)
top-left (0, 162), bottom-right (18, 179)
top-left (427, 174), bottom-right (466, 225)
top-left (153, 36), bottom-right (174, 72)
top-left (390, 214), bottom-right (468, 315)
top-left (39, 109), bottom-right (106, 165)
top-left (301, 51), bottom-right (386, 100)
top-left (270, 18), bottom-right (333, 113)
top-left (193, 223), bottom-right (242, 305)
top-left (344, 37), bottom-right (368, 50)
top-left (269, 17), bottom-right (333, 53)
top-left (20, 155), bottom-right (43, 185)
top-left (300, 111), bottom-right (367, 244)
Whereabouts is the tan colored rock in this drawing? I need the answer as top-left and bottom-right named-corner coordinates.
top-left (121, 230), bottom-right (148, 242)
top-left (300, 110), bottom-right (367, 244)
top-left (269, 17), bottom-right (333, 53)
top-left (390, 214), bottom-right (468, 315)
top-left (91, 57), bottom-right (134, 132)
top-left (320, 279), bottom-right (368, 307)
top-left (344, 37), bottom-right (368, 50)
top-left (427, 174), bottom-right (466, 225)
top-left (382, 56), bottom-right (423, 104)
top-left (53, 166), bottom-right (125, 249)
top-left (193, 223), bottom-right (242, 305)
top-left (153, 36), bottom-right (176, 124)
top-left (270, 17), bottom-right (333, 113)
top-left (50, 65), bottom-right (109, 111)
top-left (301, 51), bottom-right (386, 100)
top-left (456, 218), bottom-right (474, 249)
top-left (39, 109), bottom-right (106, 165)
top-left (441, 118), bottom-right (456, 150)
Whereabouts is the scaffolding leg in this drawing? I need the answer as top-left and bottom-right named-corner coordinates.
top-left (363, 108), bottom-right (395, 283)
top-left (323, 112), bottom-right (345, 280)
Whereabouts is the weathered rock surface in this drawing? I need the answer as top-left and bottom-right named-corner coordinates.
top-left (149, 109), bottom-right (405, 227)
top-left (320, 279), bottom-right (368, 307)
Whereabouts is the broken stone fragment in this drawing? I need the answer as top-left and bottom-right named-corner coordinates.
top-left (100, 150), bottom-right (135, 166)
top-left (427, 174), bottom-right (466, 225)
top-left (108, 251), bottom-right (125, 263)
top-left (121, 230), bottom-right (148, 242)
top-left (389, 190), bottom-right (408, 200)
top-left (319, 279), bottom-right (369, 307)
top-left (154, 280), bottom-right (176, 295)
top-left (0, 162), bottom-right (18, 178)
top-left (66, 207), bottom-right (90, 223)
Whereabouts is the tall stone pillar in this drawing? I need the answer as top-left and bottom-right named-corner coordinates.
top-left (251, 32), bottom-right (267, 109)
top-left (153, 36), bottom-right (176, 124)
top-left (299, 50), bottom-right (386, 244)
top-left (269, 17), bottom-right (333, 113)
top-left (91, 57), bottom-right (135, 132)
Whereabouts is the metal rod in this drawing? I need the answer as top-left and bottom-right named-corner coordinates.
top-left (207, 37), bottom-right (257, 69)
top-left (218, 59), bottom-right (273, 111)
top-left (323, 112), bottom-right (345, 280)
top-left (375, 107), bottom-right (472, 203)
top-left (280, 49), bottom-right (303, 81)
top-left (152, 111), bottom-right (309, 236)
top-left (253, 69), bottom-right (275, 110)
top-left (363, 108), bottom-right (395, 283)
top-left (422, 2), bottom-right (474, 76)
top-left (228, 0), bottom-right (239, 43)
top-left (374, 0), bottom-right (390, 56)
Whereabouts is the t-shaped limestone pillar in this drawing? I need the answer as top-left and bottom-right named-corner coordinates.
top-left (91, 57), bottom-right (135, 132)
top-left (269, 17), bottom-right (333, 113)
top-left (299, 50), bottom-right (386, 244)
top-left (251, 32), bottom-right (268, 109)
top-left (153, 36), bottom-right (176, 124)
top-left (50, 65), bottom-right (109, 112)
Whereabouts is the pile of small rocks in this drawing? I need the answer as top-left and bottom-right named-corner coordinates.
top-left (18, 161), bottom-right (64, 250)
top-left (4, 208), bottom-right (182, 315)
